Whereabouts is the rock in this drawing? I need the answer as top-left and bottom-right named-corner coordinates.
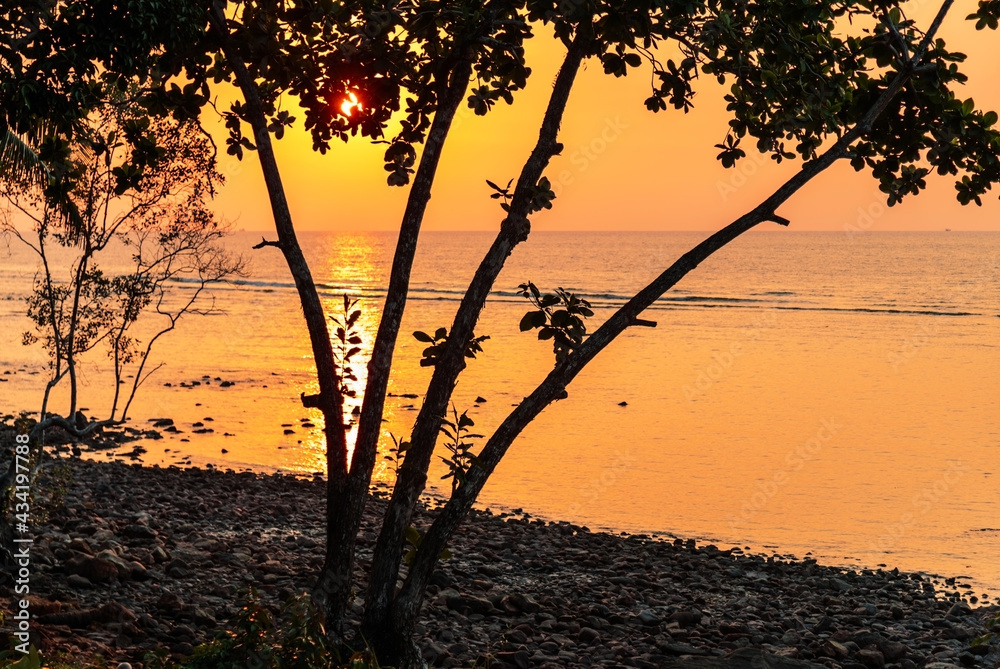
top-left (157, 592), bottom-right (183, 611)
top-left (65, 556), bottom-right (120, 583)
top-left (857, 649), bottom-right (885, 669)
top-left (446, 594), bottom-right (497, 616)
top-left (814, 616), bottom-right (836, 633)
top-left (670, 610), bottom-right (702, 627)
top-left (658, 648), bottom-right (829, 668)
top-left (129, 560), bottom-right (148, 580)
top-left (422, 640), bottom-right (451, 664)
top-left (95, 550), bottom-right (136, 580)
top-left (823, 640), bottom-right (850, 659)
top-left (958, 652), bottom-right (977, 666)
top-left (495, 649), bottom-right (530, 669)
top-left (832, 578), bottom-right (853, 592)
top-left (503, 592), bottom-right (540, 614)
top-left (171, 641), bottom-right (194, 656)
top-left (639, 610), bottom-right (662, 625)
top-left (946, 602), bottom-right (973, 619)
top-left (430, 570), bottom-right (454, 589)
top-left (780, 631), bottom-right (800, 646)
top-left (67, 538), bottom-right (94, 555)
top-left (539, 640), bottom-right (560, 654)
top-left (664, 643), bottom-right (709, 656)
top-left (67, 574), bottom-right (93, 589)
top-left (20, 457), bottom-right (1000, 669)
top-left (878, 639), bottom-right (908, 661)
top-left (191, 607), bottom-right (216, 626)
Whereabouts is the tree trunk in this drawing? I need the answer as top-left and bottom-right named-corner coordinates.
top-left (362, 32), bottom-right (593, 647)
top-left (315, 60), bottom-right (473, 640)
top-left (207, 2), bottom-right (351, 630)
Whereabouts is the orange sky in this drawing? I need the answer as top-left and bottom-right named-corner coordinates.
top-left (208, 5), bottom-right (1000, 232)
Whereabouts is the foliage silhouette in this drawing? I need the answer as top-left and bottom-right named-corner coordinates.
top-left (3, 1), bottom-right (1000, 666)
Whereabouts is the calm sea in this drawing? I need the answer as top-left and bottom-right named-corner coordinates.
top-left (2, 230), bottom-right (998, 595)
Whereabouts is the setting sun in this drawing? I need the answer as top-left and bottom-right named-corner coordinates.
top-left (340, 91), bottom-right (362, 117)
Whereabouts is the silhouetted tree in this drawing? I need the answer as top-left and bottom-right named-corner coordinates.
top-left (0, 97), bottom-right (243, 576)
top-left (4, 1), bottom-right (1000, 666)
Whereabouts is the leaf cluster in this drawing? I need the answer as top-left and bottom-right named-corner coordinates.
top-left (518, 281), bottom-right (593, 364)
top-left (437, 405), bottom-right (483, 493)
top-left (487, 175), bottom-right (555, 213)
top-left (383, 432), bottom-right (410, 476)
top-left (8, 0), bottom-right (1000, 211)
top-left (329, 294), bottom-right (364, 399)
top-left (8, 105), bottom-right (235, 377)
top-left (403, 524), bottom-right (453, 566)
top-left (968, 1), bottom-right (1000, 30)
top-left (199, 0), bottom-right (536, 186)
top-left (159, 588), bottom-right (331, 669)
top-left (413, 327), bottom-right (489, 367)
top-left (527, 0), bottom-right (1000, 209)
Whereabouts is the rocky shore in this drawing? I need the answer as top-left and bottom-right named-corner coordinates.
top-left (2, 457), bottom-right (998, 668)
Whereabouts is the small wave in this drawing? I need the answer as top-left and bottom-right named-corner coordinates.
top-left (165, 277), bottom-right (983, 319)
top-left (661, 295), bottom-right (770, 304)
top-left (774, 306), bottom-right (978, 317)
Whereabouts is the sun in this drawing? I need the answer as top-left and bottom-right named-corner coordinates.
top-left (340, 91), bottom-right (363, 117)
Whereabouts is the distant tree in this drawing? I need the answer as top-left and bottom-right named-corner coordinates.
top-left (0, 99), bottom-right (243, 575)
top-left (4, 1), bottom-right (1000, 667)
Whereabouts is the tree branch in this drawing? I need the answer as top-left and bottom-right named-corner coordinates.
top-left (363, 29), bottom-right (593, 632)
top-left (252, 236), bottom-right (282, 249)
top-left (392, 0), bottom-right (957, 622)
top-left (207, 1), bottom-right (349, 477)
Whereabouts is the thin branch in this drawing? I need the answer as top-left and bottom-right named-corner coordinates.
top-left (252, 236), bottom-right (282, 249)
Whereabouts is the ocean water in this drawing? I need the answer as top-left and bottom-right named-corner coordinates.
top-left (2, 230), bottom-right (998, 595)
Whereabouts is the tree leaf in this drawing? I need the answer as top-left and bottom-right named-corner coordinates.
top-left (519, 310), bottom-right (539, 331)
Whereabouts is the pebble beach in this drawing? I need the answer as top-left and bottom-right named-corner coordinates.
top-left (1, 456), bottom-right (998, 668)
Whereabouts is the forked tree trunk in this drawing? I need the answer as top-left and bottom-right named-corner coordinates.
top-left (364, 3), bottom-right (955, 662)
top-left (315, 58), bottom-right (473, 632)
top-left (361, 32), bottom-right (593, 653)
top-left (207, 1), bottom-right (353, 630)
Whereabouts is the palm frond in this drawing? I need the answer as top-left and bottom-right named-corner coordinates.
top-left (0, 119), bottom-right (86, 238)
top-left (0, 119), bottom-right (49, 184)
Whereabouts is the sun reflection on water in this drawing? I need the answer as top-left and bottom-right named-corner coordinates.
top-left (313, 233), bottom-right (398, 475)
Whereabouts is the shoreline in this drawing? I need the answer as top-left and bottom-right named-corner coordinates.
top-left (27, 415), bottom-right (997, 603)
top-left (1, 457), bottom-right (998, 668)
